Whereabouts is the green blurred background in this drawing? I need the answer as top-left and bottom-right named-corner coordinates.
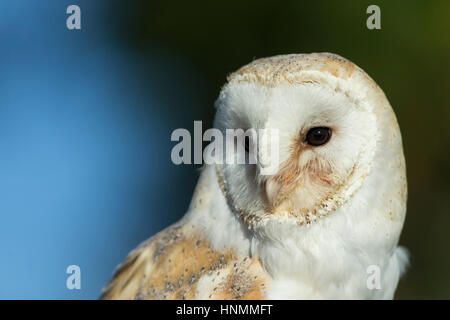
top-left (114, 0), bottom-right (449, 299)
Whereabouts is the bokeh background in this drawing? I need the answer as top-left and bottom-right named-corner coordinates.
top-left (0, 0), bottom-right (448, 299)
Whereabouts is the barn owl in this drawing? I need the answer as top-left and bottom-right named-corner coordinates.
top-left (101, 53), bottom-right (408, 300)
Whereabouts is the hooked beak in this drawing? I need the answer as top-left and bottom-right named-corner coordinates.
top-left (265, 178), bottom-right (283, 207)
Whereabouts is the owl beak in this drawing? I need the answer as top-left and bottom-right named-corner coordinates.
top-left (265, 178), bottom-right (283, 207)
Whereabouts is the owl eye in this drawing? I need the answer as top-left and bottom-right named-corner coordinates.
top-left (244, 136), bottom-right (251, 153)
top-left (306, 127), bottom-right (332, 146)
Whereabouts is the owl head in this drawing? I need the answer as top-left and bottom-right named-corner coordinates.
top-left (213, 53), bottom-right (406, 230)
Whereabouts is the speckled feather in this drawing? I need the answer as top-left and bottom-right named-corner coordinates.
top-left (101, 223), bottom-right (269, 299)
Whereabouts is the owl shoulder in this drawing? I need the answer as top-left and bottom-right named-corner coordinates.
top-left (101, 222), bottom-right (268, 299)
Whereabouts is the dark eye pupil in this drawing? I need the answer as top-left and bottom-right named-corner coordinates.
top-left (306, 127), bottom-right (331, 146)
top-left (244, 136), bottom-right (250, 152)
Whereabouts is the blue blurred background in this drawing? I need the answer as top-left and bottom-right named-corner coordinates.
top-left (0, 1), bottom-right (203, 299)
top-left (0, 0), bottom-right (449, 299)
